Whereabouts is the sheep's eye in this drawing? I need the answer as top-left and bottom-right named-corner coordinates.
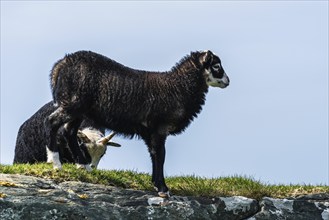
top-left (212, 64), bottom-right (221, 71)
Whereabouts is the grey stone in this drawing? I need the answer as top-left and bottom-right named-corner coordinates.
top-left (249, 195), bottom-right (329, 220)
top-left (1, 174), bottom-right (328, 220)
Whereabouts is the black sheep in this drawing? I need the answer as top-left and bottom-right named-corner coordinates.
top-left (14, 101), bottom-right (120, 170)
top-left (45, 50), bottom-right (229, 196)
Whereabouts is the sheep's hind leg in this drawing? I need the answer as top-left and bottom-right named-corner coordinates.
top-left (45, 107), bottom-right (73, 170)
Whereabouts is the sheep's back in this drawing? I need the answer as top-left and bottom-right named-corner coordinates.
top-left (13, 102), bottom-right (55, 163)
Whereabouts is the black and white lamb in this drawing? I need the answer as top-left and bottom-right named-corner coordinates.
top-left (14, 101), bottom-right (120, 170)
top-left (45, 50), bottom-right (229, 196)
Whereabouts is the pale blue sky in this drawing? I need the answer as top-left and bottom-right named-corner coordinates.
top-left (1, 1), bottom-right (328, 185)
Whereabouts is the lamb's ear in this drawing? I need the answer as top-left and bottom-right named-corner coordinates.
top-left (77, 130), bottom-right (91, 143)
top-left (106, 142), bottom-right (121, 147)
top-left (199, 50), bottom-right (213, 68)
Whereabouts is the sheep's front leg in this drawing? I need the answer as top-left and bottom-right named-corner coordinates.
top-left (67, 124), bottom-right (92, 171)
top-left (45, 107), bottom-right (72, 170)
top-left (64, 119), bottom-right (92, 171)
top-left (145, 133), bottom-right (169, 197)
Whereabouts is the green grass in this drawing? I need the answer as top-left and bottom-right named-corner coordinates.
top-left (1, 163), bottom-right (328, 200)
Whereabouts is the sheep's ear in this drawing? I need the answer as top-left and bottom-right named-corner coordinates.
top-left (199, 50), bottom-right (213, 68)
top-left (97, 132), bottom-right (116, 146)
top-left (106, 142), bottom-right (121, 147)
top-left (77, 130), bottom-right (91, 143)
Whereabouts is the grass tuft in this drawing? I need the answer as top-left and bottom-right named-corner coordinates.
top-left (1, 163), bottom-right (328, 200)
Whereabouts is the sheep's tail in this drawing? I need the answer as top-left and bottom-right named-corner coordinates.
top-left (50, 55), bottom-right (69, 102)
top-left (50, 57), bottom-right (66, 90)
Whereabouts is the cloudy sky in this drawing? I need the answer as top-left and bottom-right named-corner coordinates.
top-left (1, 1), bottom-right (328, 185)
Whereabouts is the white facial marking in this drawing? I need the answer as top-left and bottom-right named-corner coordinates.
top-left (205, 69), bottom-right (229, 88)
top-left (90, 157), bottom-right (101, 169)
top-left (81, 128), bottom-right (103, 142)
top-left (221, 72), bottom-right (229, 85)
top-left (87, 143), bottom-right (106, 168)
top-left (206, 73), bottom-right (219, 87)
top-left (80, 128), bottom-right (107, 169)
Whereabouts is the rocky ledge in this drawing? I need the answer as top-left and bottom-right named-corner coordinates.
top-left (0, 174), bottom-right (328, 220)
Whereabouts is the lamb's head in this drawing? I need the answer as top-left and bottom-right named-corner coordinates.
top-left (77, 129), bottom-right (121, 169)
top-left (199, 50), bottom-right (230, 88)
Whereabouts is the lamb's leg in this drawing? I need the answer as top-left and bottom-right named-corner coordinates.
top-left (145, 133), bottom-right (169, 197)
top-left (45, 107), bottom-right (73, 170)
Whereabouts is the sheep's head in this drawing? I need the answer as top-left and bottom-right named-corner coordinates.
top-left (77, 129), bottom-right (121, 169)
top-left (199, 50), bottom-right (230, 88)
